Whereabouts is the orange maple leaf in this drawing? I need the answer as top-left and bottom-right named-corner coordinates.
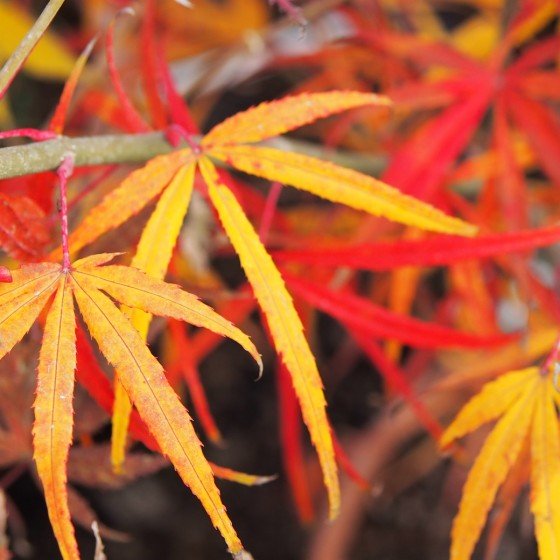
top-left (0, 254), bottom-right (261, 560)
top-left (65, 90), bottom-right (477, 521)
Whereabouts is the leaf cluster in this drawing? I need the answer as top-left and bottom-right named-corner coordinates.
top-left (1, 2), bottom-right (560, 560)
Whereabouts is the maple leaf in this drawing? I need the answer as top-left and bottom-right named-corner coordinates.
top-left (64, 90), bottom-right (478, 521)
top-left (441, 365), bottom-right (560, 560)
top-left (301, 9), bottom-right (560, 236)
top-left (110, 161), bottom-right (197, 469)
top-left (0, 254), bottom-right (261, 560)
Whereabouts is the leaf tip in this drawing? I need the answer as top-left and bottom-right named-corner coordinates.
top-left (231, 549), bottom-right (254, 560)
top-left (461, 223), bottom-right (479, 237)
top-left (83, 35), bottom-right (99, 58)
top-left (208, 428), bottom-right (224, 446)
top-left (440, 425), bottom-right (468, 452)
top-left (368, 92), bottom-right (393, 107)
top-left (252, 473), bottom-right (278, 486)
top-left (92, 521), bottom-right (107, 560)
top-left (327, 500), bottom-right (341, 522)
top-left (118, 6), bottom-right (136, 18)
top-left (0, 267), bottom-right (12, 283)
top-left (255, 355), bottom-right (264, 380)
top-left (439, 434), bottom-right (454, 451)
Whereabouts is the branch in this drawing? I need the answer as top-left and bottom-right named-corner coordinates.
top-left (0, 132), bottom-right (175, 179)
top-left (0, 132), bottom-right (384, 180)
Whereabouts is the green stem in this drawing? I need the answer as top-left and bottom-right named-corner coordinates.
top-left (0, 132), bottom-right (175, 179)
top-left (0, 132), bottom-right (384, 180)
top-left (0, 0), bottom-right (67, 98)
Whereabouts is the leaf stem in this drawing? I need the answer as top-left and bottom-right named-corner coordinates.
top-left (0, 129), bottom-right (57, 141)
top-left (0, 0), bottom-right (67, 99)
top-left (259, 181), bottom-right (283, 243)
top-left (58, 154), bottom-right (75, 271)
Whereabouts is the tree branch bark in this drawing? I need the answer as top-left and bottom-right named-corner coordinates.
top-left (0, 132), bottom-right (175, 179)
top-left (0, 132), bottom-right (384, 180)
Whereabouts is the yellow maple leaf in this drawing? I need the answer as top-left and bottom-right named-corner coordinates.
top-left (441, 364), bottom-right (560, 560)
top-left (67, 90), bottom-right (478, 520)
top-left (530, 377), bottom-right (560, 560)
top-left (111, 162), bottom-right (197, 470)
top-left (0, 255), bottom-right (261, 560)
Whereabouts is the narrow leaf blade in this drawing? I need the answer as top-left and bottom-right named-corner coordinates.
top-left (0, 267), bottom-right (60, 360)
top-left (71, 276), bottom-right (245, 555)
top-left (441, 367), bottom-right (539, 448)
top-left (285, 274), bottom-right (512, 350)
top-left (33, 276), bottom-right (78, 560)
top-left (200, 157), bottom-right (340, 519)
top-left (530, 377), bottom-right (560, 560)
top-left (133, 161), bottom-right (196, 278)
top-left (202, 91), bottom-right (391, 146)
top-left (277, 361), bottom-right (314, 523)
top-left (209, 145), bottom-right (476, 236)
top-left (110, 161), bottom-right (196, 470)
top-left (507, 92), bottom-right (560, 188)
top-left (381, 85), bottom-right (491, 199)
top-left (49, 38), bottom-right (96, 134)
top-left (65, 150), bottom-right (191, 256)
top-left (72, 254), bottom-right (122, 269)
top-left (169, 320), bottom-right (222, 443)
top-left (274, 224), bottom-right (560, 270)
top-left (105, 12), bottom-right (151, 133)
top-left (110, 380), bottom-right (133, 473)
top-left (350, 328), bottom-right (443, 440)
top-left (0, 263), bottom-right (59, 307)
top-left (209, 464), bottom-right (277, 487)
top-left (450, 372), bottom-right (539, 560)
top-left (73, 264), bottom-right (261, 372)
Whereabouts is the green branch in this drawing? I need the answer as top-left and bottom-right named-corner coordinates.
top-left (0, 132), bottom-right (175, 179)
top-left (0, 132), bottom-right (384, 180)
